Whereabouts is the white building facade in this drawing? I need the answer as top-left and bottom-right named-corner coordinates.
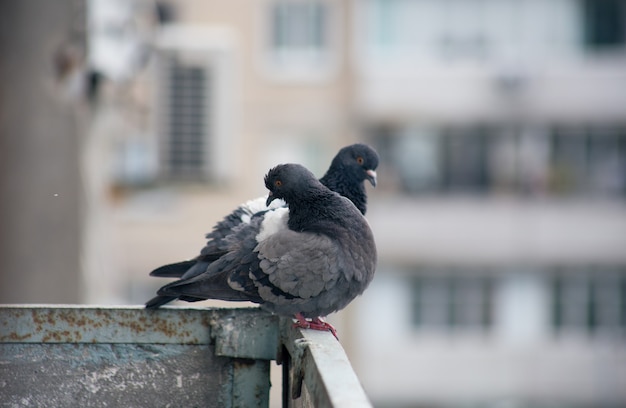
top-left (349, 0), bottom-right (626, 406)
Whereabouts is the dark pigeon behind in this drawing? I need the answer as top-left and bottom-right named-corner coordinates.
top-left (153, 163), bottom-right (377, 319)
top-left (145, 144), bottom-right (378, 308)
top-left (318, 143), bottom-right (378, 215)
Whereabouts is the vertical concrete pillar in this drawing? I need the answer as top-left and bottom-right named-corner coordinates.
top-left (0, 0), bottom-right (86, 303)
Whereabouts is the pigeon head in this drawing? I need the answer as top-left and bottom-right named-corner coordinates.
top-left (319, 143), bottom-right (379, 215)
top-left (329, 143), bottom-right (379, 187)
top-left (265, 163), bottom-right (319, 206)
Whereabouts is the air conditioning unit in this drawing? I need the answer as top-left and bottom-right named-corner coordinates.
top-left (153, 25), bottom-right (237, 184)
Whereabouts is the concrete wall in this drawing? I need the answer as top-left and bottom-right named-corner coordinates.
top-left (0, 0), bottom-right (86, 303)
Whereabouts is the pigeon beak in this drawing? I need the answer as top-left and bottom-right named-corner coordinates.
top-left (266, 192), bottom-right (276, 207)
top-left (365, 170), bottom-right (377, 187)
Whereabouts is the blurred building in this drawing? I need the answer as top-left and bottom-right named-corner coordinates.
top-left (350, 1), bottom-right (626, 407)
top-left (78, 0), bottom-right (626, 407)
top-left (92, 0), bottom-right (359, 304)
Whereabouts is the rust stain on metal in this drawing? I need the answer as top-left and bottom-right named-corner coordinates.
top-left (1, 306), bottom-right (267, 345)
top-left (41, 330), bottom-right (83, 343)
top-left (5, 332), bottom-right (32, 341)
top-left (117, 313), bottom-right (180, 339)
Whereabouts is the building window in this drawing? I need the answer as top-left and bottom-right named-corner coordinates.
top-left (264, 0), bottom-right (337, 81)
top-left (152, 26), bottom-right (237, 186)
top-left (411, 273), bottom-right (494, 332)
top-left (551, 267), bottom-right (626, 335)
top-left (583, 0), bottom-right (626, 49)
top-left (387, 126), bottom-right (442, 193)
top-left (549, 126), bottom-right (626, 195)
top-left (441, 128), bottom-right (490, 193)
top-left (550, 127), bottom-right (589, 194)
top-left (370, 124), bottom-right (626, 197)
top-left (272, 1), bottom-right (326, 55)
top-left (361, 0), bottom-right (581, 61)
top-left (165, 62), bottom-right (211, 180)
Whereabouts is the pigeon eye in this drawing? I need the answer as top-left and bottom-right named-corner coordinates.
top-left (356, 156), bottom-right (364, 165)
top-left (274, 180), bottom-right (282, 187)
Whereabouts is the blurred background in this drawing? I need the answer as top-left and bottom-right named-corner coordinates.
top-left (1, 0), bottom-right (626, 407)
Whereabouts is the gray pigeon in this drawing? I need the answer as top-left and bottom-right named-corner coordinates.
top-left (152, 164), bottom-right (377, 336)
top-left (145, 144), bottom-right (378, 308)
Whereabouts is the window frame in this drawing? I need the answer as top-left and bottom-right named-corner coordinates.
top-left (410, 271), bottom-right (495, 334)
top-left (551, 267), bottom-right (626, 336)
top-left (259, 0), bottom-right (341, 82)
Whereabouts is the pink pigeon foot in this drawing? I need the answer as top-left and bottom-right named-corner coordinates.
top-left (293, 313), bottom-right (339, 340)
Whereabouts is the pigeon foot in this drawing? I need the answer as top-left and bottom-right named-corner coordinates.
top-left (293, 313), bottom-right (339, 340)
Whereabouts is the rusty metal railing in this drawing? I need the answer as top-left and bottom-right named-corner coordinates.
top-left (0, 305), bottom-right (371, 407)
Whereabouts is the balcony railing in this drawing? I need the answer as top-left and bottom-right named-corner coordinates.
top-left (0, 305), bottom-right (371, 407)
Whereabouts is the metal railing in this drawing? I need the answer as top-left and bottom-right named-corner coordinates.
top-left (0, 305), bottom-right (371, 407)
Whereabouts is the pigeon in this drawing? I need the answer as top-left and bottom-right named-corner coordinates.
top-left (145, 144), bottom-right (378, 308)
top-left (150, 164), bottom-right (377, 336)
top-left (318, 143), bottom-right (379, 216)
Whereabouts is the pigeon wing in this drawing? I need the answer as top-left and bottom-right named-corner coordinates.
top-left (154, 215), bottom-right (271, 303)
top-left (155, 251), bottom-right (261, 303)
top-left (250, 229), bottom-right (341, 307)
